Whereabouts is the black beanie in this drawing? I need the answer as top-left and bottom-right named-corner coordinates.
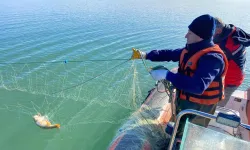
top-left (188, 14), bottom-right (215, 40)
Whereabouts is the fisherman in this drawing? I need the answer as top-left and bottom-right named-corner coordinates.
top-left (131, 14), bottom-right (228, 148)
top-left (213, 17), bottom-right (250, 107)
top-left (33, 113), bottom-right (60, 129)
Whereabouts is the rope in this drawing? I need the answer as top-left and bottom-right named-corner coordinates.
top-left (138, 51), bottom-right (174, 97)
top-left (138, 56), bottom-right (176, 139)
top-left (51, 59), bottom-right (130, 95)
top-left (0, 59), bottom-right (129, 65)
top-left (140, 56), bottom-right (151, 73)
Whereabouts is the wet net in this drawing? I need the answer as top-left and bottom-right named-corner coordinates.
top-left (0, 58), bottom-right (171, 149)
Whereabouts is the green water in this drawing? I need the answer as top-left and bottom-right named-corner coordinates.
top-left (0, 0), bottom-right (250, 149)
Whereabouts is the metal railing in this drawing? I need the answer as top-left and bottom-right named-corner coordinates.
top-left (168, 109), bottom-right (250, 150)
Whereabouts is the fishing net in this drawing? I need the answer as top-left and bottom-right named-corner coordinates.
top-left (0, 58), bottom-right (172, 149)
top-left (108, 81), bottom-right (173, 150)
top-left (0, 59), bottom-right (151, 120)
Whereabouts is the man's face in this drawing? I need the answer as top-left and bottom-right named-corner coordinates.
top-left (185, 30), bottom-right (202, 44)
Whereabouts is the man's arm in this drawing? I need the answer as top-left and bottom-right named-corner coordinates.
top-left (146, 48), bottom-right (184, 62)
top-left (166, 53), bottom-right (224, 94)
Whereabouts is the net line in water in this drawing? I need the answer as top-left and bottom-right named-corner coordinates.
top-left (0, 58), bottom-right (158, 123)
top-left (0, 57), bottom-right (172, 149)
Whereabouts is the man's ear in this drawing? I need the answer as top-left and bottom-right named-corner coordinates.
top-left (215, 28), bottom-right (223, 34)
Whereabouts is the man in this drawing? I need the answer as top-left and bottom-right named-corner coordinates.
top-left (213, 18), bottom-right (250, 106)
top-left (33, 113), bottom-right (60, 129)
top-left (131, 14), bottom-right (228, 142)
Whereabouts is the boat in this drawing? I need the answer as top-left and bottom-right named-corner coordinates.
top-left (108, 79), bottom-right (250, 150)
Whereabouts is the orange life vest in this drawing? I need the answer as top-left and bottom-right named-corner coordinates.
top-left (178, 45), bottom-right (228, 105)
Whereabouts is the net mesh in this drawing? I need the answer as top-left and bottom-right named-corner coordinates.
top-left (108, 82), bottom-right (171, 149)
top-left (0, 60), bottom-right (149, 123)
top-left (0, 59), bottom-right (171, 149)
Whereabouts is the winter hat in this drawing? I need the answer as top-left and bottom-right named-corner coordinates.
top-left (188, 14), bottom-right (216, 40)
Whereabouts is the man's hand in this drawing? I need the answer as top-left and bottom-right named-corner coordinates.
top-left (130, 48), bottom-right (146, 60)
top-left (150, 69), bottom-right (169, 81)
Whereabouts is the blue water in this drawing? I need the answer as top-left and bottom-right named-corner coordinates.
top-left (0, 0), bottom-right (249, 149)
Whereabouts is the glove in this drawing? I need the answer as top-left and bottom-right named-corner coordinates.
top-left (130, 48), bottom-right (146, 60)
top-left (150, 69), bottom-right (169, 81)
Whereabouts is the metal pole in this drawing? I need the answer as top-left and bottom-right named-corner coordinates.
top-left (240, 123), bottom-right (250, 131)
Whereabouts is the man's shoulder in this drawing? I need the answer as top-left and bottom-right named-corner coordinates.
top-left (198, 52), bottom-right (225, 75)
top-left (202, 52), bottom-right (224, 61)
top-left (200, 52), bottom-right (225, 68)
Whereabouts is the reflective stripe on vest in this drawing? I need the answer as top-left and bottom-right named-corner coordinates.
top-left (178, 45), bottom-right (228, 105)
